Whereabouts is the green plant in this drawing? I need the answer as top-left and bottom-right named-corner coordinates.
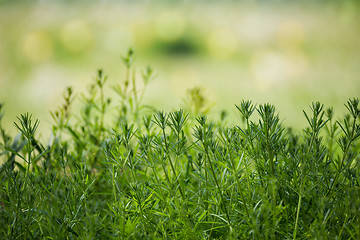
top-left (1, 50), bottom-right (359, 239)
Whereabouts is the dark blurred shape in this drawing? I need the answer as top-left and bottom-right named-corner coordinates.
top-left (151, 36), bottom-right (202, 56)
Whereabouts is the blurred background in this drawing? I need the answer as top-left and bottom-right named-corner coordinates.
top-left (1, 0), bottom-right (359, 136)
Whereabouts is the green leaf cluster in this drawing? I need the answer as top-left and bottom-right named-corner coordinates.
top-left (1, 50), bottom-right (360, 239)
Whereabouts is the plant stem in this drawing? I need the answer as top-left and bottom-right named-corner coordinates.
top-left (229, 151), bottom-right (250, 218)
top-left (327, 117), bottom-right (357, 197)
top-left (205, 149), bottom-right (231, 225)
top-left (161, 128), bottom-right (185, 201)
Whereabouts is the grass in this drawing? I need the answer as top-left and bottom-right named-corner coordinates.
top-left (1, 50), bottom-right (360, 239)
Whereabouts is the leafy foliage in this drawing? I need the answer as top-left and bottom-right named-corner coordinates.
top-left (1, 50), bottom-right (359, 239)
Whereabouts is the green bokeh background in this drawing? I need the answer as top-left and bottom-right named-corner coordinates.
top-left (1, 0), bottom-right (359, 137)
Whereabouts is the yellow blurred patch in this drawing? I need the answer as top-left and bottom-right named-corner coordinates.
top-left (22, 31), bottom-right (53, 62)
top-left (206, 28), bottom-right (238, 59)
top-left (60, 20), bottom-right (93, 53)
top-left (132, 20), bottom-right (156, 48)
top-left (277, 20), bottom-right (306, 50)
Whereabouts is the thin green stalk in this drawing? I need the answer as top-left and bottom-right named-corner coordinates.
top-left (204, 149), bottom-right (231, 225)
top-left (327, 116), bottom-right (357, 197)
top-left (294, 102), bottom-right (327, 239)
top-left (246, 118), bottom-right (255, 152)
top-left (293, 131), bottom-right (316, 239)
top-left (132, 68), bottom-right (139, 119)
top-left (128, 155), bottom-right (148, 231)
top-left (22, 138), bottom-right (32, 192)
top-left (99, 83), bottom-right (105, 140)
top-left (161, 127), bottom-right (185, 201)
top-left (112, 165), bottom-right (117, 203)
top-left (229, 151), bottom-right (250, 218)
top-left (293, 172), bottom-right (304, 240)
top-left (148, 154), bottom-right (167, 203)
top-left (265, 123), bottom-right (275, 176)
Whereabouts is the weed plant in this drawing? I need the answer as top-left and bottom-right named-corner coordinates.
top-left (1, 49), bottom-right (360, 239)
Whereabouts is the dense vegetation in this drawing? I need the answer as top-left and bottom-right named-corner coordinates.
top-left (1, 51), bottom-right (360, 239)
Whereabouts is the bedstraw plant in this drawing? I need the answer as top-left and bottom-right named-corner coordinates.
top-left (1, 49), bottom-right (360, 239)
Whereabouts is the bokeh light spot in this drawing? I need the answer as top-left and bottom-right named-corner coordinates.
top-left (250, 49), bottom-right (308, 90)
top-left (251, 50), bottom-right (290, 90)
top-left (206, 28), bottom-right (238, 59)
top-left (155, 11), bottom-right (186, 42)
top-left (22, 31), bottom-right (53, 62)
top-left (60, 20), bottom-right (93, 53)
